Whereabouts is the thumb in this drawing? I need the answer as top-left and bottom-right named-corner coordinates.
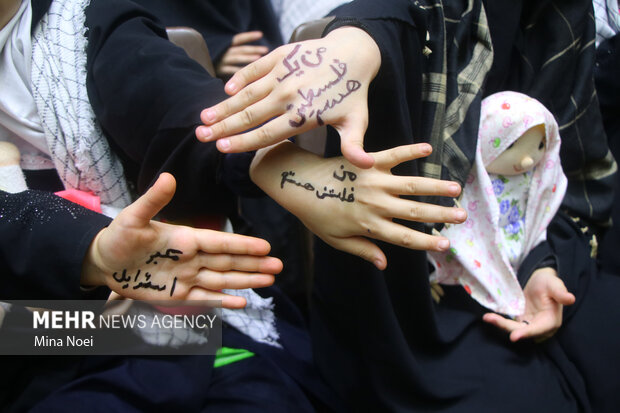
top-left (123, 173), bottom-right (176, 226)
top-left (337, 110), bottom-right (374, 169)
top-left (549, 279), bottom-right (576, 306)
top-left (328, 236), bottom-right (387, 270)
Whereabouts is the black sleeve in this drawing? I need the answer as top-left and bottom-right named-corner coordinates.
top-left (0, 190), bottom-right (111, 300)
top-left (84, 0), bottom-right (238, 219)
top-left (130, 0), bottom-right (283, 63)
top-left (516, 241), bottom-right (557, 288)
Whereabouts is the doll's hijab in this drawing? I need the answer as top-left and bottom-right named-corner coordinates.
top-left (429, 91), bottom-right (567, 316)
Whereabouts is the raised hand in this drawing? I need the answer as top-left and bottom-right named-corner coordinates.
top-left (250, 142), bottom-right (466, 269)
top-left (482, 267), bottom-right (575, 342)
top-left (215, 31), bottom-right (270, 78)
top-left (197, 27), bottom-right (381, 169)
top-left (81, 173), bottom-right (282, 308)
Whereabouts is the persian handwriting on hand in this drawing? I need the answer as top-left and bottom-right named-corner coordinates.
top-left (111, 249), bottom-right (184, 295)
top-left (280, 171), bottom-right (315, 191)
top-left (280, 168), bottom-right (355, 203)
top-left (333, 165), bottom-right (357, 182)
top-left (277, 45), bottom-right (327, 83)
top-left (289, 78), bottom-right (361, 128)
top-left (315, 186), bottom-right (355, 203)
top-left (288, 59), bottom-right (349, 128)
top-left (145, 249), bottom-right (183, 265)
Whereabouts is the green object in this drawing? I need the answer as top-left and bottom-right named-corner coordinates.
top-left (213, 347), bottom-right (255, 368)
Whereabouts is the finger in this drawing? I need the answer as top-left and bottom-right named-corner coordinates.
top-left (373, 144), bottom-right (434, 169)
top-left (482, 313), bottom-right (523, 333)
top-left (122, 173), bottom-right (176, 226)
top-left (224, 46), bottom-right (284, 95)
top-left (195, 230), bottom-right (272, 256)
top-left (198, 76), bottom-right (275, 137)
top-left (186, 288), bottom-right (247, 309)
top-left (231, 31), bottom-right (264, 46)
top-left (381, 175), bottom-right (462, 198)
top-left (221, 52), bottom-right (266, 66)
top-left (365, 219), bottom-right (451, 252)
top-left (214, 115), bottom-right (310, 153)
top-left (387, 197), bottom-right (467, 224)
top-left (201, 94), bottom-right (285, 142)
top-left (198, 253), bottom-right (283, 274)
top-left (226, 45), bottom-right (270, 57)
top-left (197, 270), bottom-right (275, 290)
top-left (337, 110), bottom-right (373, 169)
top-left (216, 65), bottom-right (244, 76)
top-left (327, 236), bottom-right (387, 270)
top-left (510, 320), bottom-right (557, 342)
top-left (549, 281), bottom-right (576, 306)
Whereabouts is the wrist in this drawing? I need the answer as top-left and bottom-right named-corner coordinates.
top-left (80, 229), bottom-right (110, 288)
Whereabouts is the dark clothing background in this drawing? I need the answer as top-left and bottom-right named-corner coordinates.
top-left (130, 0), bottom-right (283, 63)
top-left (305, 0), bottom-right (620, 411)
top-left (0, 0), bottom-right (331, 411)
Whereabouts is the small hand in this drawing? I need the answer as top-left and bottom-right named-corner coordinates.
top-left (251, 142), bottom-right (466, 269)
top-left (482, 267), bottom-right (575, 342)
top-left (215, 31), bottom-right (270, 78)
top-left (197, 27), bottom-right (381, 169)
top-left (82, 173), bottom-right (282, 308)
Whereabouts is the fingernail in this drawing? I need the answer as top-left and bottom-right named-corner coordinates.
top-left (196, 126), bottom-right (212, 140)
top-left (374, 259), bottom-right (384, 269)
top-left (449, 183), bottom-right (461, 195)
top-left (438, 239), bottom-right (450, 250)
top-left (204, 109), bottom-right (216, 123)
top-left (422, 144), bottom-right (432, 154)
top-left (454, 209), bottom-right (467, 221)
top-left (218, 138), bottom-right (231, 151)
top-left (226, 81), bottom-right (237, 94)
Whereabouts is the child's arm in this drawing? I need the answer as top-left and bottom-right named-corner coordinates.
top-left (250, 141), bottom-right (466, 269)
top-left (81, 173), bottom-right (281, 308)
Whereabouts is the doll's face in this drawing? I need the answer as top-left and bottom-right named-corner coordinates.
top-left (486, 124), bottom-right (546, 175)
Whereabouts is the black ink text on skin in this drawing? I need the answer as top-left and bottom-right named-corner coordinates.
top-left (277, 45), bottom-right (326, 82)
top-left (146, 248), bottom-right (182, 265)
top-left (289, 79), bottom-right (361, 128)
top-left (111, 249), bottom-right (184, 295)
top-left (280, 169), bottom-right (355, 203)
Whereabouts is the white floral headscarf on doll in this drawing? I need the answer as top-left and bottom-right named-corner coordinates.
top-left (428, 91), bottom-right (567, 316)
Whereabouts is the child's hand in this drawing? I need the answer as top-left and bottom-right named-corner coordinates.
top-left (250, 142), bottom-right (466, 269)
top-left (215, 31), bottom-right (270, 78)
top-left (482, 267), bottom-right (575, 342)
top-left (197, 27), bottom-right (381, 169)
top-left (82, 173), bottom-right (282, 308)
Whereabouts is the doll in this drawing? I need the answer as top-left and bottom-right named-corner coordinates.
top-left (429, 91), bottom-right (567, 317)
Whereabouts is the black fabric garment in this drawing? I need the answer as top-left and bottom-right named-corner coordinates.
top-left (0, 190), bottom-right (111, 300)
top-left (130, 0), bottom-right (283, 63)
top-left (303, 0), bottom-right (619, 410)
top-left (84, 0), bottom-right (239, 220)
top-left (596, 33), bottom-right (620, 275)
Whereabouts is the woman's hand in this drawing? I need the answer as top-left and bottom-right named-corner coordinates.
top-left (81, 173), bottom-right (282, 308)
top-left (483, 267), bottom-right (575, 342)
top-left (197, 27), bottom-right (381, 169)
top-left (215, 31), bottom-right (270, 78)
top-left (250, 142), bottom-right (466, 269)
